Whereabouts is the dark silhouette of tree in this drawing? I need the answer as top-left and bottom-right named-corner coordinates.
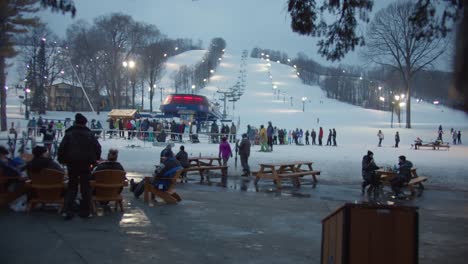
top-left (0, 0), bottom-right (75, 131)
top-left (30, 38), bottom-right (48, 114)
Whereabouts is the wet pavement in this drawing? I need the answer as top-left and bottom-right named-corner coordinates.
top-left (1, 172), bottom-right (467, 264)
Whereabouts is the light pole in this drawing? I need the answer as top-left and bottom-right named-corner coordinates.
top-left (302, 97), bottom-right (307, 112)
top-left (191, 84), bottom-right (196, 94)
top-left (123, 60), bottom-right (135, 108)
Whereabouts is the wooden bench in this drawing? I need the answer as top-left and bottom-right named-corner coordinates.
top-left (412, 143), bottom-right (450, 150)
top-left (406, 176), bottom-right (428, 196)
top-left (144, 169), bottom-right (183, 204)
top-left (184, 165), bottom-right (228, 181)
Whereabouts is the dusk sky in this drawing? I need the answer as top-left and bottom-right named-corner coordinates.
top-left (39, 0), bottom-right (451, 70)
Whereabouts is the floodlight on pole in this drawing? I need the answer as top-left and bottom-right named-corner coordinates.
top-left (394, 95), bottom-right (400, 101)
top-left (302, 97), bottom-right (307, 112)
top-left (379, 96), bottom-right (385, 102)
top-left (378, 86), bottom-right (382, 90)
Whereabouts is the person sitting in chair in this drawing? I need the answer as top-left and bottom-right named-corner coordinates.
top-left (93, 149), bottom-right (124, 172)
top-left (390, 155), bottom-right (414, 198)
top-left (130, 150), bottom-right (182, 198)
top-left (25, 146), bottom-right (63, 175)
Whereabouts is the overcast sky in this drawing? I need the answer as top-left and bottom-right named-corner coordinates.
top-left (39, 0), bottom-right (451, 70)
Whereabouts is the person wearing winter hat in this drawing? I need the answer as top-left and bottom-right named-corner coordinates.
top-left (25, 146), bottom-right (63, 175)
top-left (361, 150), bottom-right (380, 196)
top-left (58, 113), bottom-right (101, 220)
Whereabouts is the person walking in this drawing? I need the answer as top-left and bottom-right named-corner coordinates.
top-left (58, 113), bottom-right (102, 220)
top-left (305, 130), bottom-right (310, 145)
top-left (332, 128), bottom-right (337, 146)
top-left (326, 129), bottom-right (332, 146)
top-left (457, 131), bottom-right (462, 144)
top-left (239, 134), bottom-right (251, 176)
top-left (377, 130), bottom-right (384, 147)
top-left (395, 131), bottom-right (400, 148)
top-left (311, 129), bottom-right (316, 145)
top-left (318, 127), bottom-right (323, 146)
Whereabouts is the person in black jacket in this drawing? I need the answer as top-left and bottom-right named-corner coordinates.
top-left (239, 134), bottom-right (251, 176)
top-left (58, 113), bottom-right (102, 220)
top-left (332, 128), bottom-right (337, 146)
top-left (395, 131), bottom-right (400, 148)
top-left (25, 146), bottom-right (63, 175)
top-left (175, 145), bottom-right (189, 168)
top-left (41, 124), bottom-right (56, 152)
top-left (311, 129), bottom-right (316, 145)
top-left (390, 155), bottom-right (413, 198)
top-left (361, 151), bottom-right (380, 195)
top-left (326, 129), bottom-right (332, 146)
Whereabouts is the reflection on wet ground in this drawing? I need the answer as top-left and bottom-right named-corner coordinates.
top-left (125, 171), bottom-right (409, 204)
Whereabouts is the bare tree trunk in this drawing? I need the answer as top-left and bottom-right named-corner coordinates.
top-left (406, 80), bottom-right (411, 128)
top-left (0, 57), bottom-right (7, 131)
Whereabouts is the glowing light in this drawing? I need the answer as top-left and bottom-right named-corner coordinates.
top-left (400, 93), bottom-right (405, 99)
top-left (164, 53), bottom-right (167, 57)
top-left (433, 100), bottom-right (440, 105)
top-left (210, 69), bottom-right (214, 73)
top-left (399, 102), bottom-right (406, 107)
top-left (276, 60), bottom-right (280, 63)
top-left (174, 47), bottom-right (179, 51)
top-left (378, 86), bottom-right (382, 90)
top-left (394, 95), bottom-right (400, 101)
top-left (25, 88), bottom-right (31, 93)
top-left (302, 97), bottom-right (307, 101)
top-left (379, 96), bottom-right (385, 102)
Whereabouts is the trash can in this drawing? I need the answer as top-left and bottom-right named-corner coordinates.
top-left (321, 203), bottom-right (418, 264)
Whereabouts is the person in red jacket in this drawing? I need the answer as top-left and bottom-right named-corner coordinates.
top-left (318, 127), bottom-right (324, 146)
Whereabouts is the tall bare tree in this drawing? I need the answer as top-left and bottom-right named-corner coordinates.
top-left (363, 1), bottom-right (446, 128)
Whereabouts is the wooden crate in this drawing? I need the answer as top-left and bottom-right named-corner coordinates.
top-left (321, 203), bottom-right (418, 264)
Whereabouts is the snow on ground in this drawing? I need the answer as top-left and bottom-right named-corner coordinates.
top-left (3, 50), bottom-right (468, 191)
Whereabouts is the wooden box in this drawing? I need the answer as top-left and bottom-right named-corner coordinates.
top-left (321, 203), bottom-right (418, 264)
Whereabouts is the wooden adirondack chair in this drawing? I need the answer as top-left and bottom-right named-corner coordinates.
top-left (144, 169), bottom-right (183, 204)
top-left (26, 168), bottom-right (66, 213)
top-left (90, 170), bottom-right (127, 213)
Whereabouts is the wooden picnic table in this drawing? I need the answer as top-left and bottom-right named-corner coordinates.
top-left (188, 156), bottom-right (222, 167)
top-left (186, 156), bottom-right (226, 182)
top-left (375, 168), bottom-right (427, 196)
top-left (254, 161), bottom-right (320, 189)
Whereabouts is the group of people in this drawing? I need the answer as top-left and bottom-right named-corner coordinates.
top-left (209, 122), bottom-right (237, 144)
top-left (361, 150), bottom-right (414, 198)
top-left (247, 123), bottom-right (338, 150)
top-left (436, 125), bottom-right (462, 145)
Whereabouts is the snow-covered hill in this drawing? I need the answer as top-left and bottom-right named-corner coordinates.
top-left (3, 50), bottom-right (468, 191)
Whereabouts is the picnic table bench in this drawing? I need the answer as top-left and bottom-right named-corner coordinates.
top-left (412, 142), bottom-right (450, 150)
top-left (375, 168), bottom-right (428, 196)
top-left (254, 161), bottom-right (320, 189)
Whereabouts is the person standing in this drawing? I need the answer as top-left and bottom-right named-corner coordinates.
top-left (326, 129), bottom-right (332, 146)
top-left (219, 137), bottom-right (233, 168)
top-left (305, 130), bottom-right (310, 145)
top-left (361, 151), bottom-right (380, 195)
top-left (55, 120), bottom-right (64, 139)
top-left (377, 130), bottom-right (384, 147)
top-left (239, 134), bottom-right (251, 176)
top-left (437, 125), bottom-right (443, 142)
top-left (58, 113), bottom-right (102, 220)
top-left (118, 119), bottom-right (124, 138)
top-left (230, 122), bottom-right (237, 143)
top-left (288, 130), bottom-right (292, 145)
top-left (267, 121), bottom-right (274, 151)
top-left (42, 124), bottom-right (56, 153)
top-left (332, 128), bottom-right (337, 146)
top-left (452, 130), bottom-right (457, 145)
top-left (259, 125), bottom-right (268, 151)
top-left (395, 131), bottom-right (400, 148)
top-left (318, 127), bottom-right (323, 146)
top-left (311, 129), bottom-right (316, 145)
top-left (457, 131), bottom-right (462, 144)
